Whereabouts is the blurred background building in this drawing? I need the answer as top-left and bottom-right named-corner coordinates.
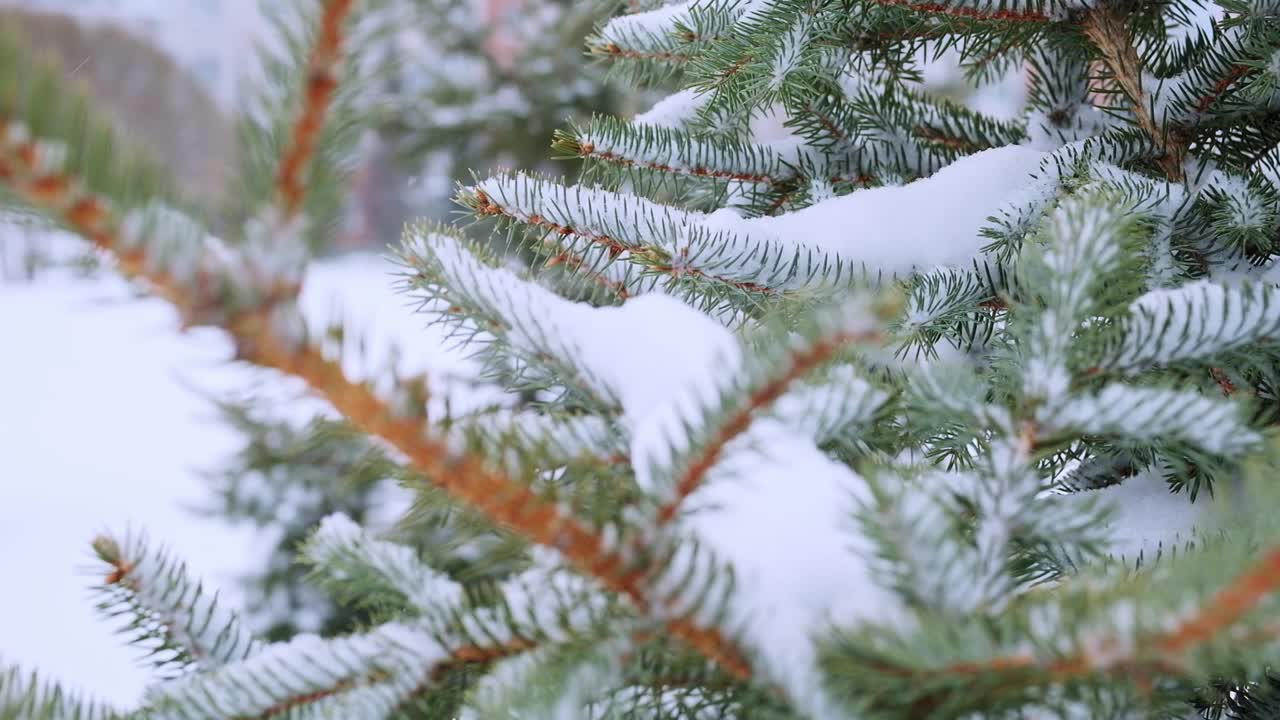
top-left (0, 0), bottom-right (264, 107)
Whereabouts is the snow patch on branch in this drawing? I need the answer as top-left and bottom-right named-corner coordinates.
top-left (663, 422), bottom-right (899, 716)
top-left (477, 146), bottom-right (1048, 293)
top-left (596, 0), bottom-right (700, 52)
top-left (1103, 279), bottom-right (1280, 370)
top-left (1048, 385), bottom-right (1261, 455)
top-left (634, 90), bottom-right (712, 129)
top-left (417, 232), bottom-right (739, 424)
top-left (145, 623), bottom-right (445, 719)
top-left (598, 302), bottom-right (899, 716)
top-left (768, 17), bottom-right (811, 90)
top-left (1059, 469), bottom-right (1208, 563)
top-left (701, 145), bottom-right (1048, 276)
top-left (307, 514), bottom-right (464, 616)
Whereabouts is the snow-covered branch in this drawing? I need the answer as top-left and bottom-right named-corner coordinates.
top-left (91, 533), bottom-right (260, 673)
top-left (2, 118), bottom-right (755, 691)
top-left (1098, 279), bottom-right (1280, 371)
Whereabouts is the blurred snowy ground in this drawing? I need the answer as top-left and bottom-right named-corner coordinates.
top-left (0, 240), bottom-right (480, 707)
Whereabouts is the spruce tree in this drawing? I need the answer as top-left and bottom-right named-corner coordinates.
top-left (3, 0), bottom-right (1280, 716)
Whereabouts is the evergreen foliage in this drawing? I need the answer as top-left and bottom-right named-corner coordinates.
top-left (3, 0), bottom-right (1280, 716)
top-left (198, 400), bottom-right (406, 642)
top-left (193, 0), bottom-right (627, 642)
top-left (0, 663), bottom-right (120, 720)
top-left (359, 0), bottom-right (624, 180)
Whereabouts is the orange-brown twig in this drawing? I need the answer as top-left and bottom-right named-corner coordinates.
top-left (1083, 6), bottom-right (1187, 181)
top-left (0, 121), bottom-right (298, 326)
top-left (276, 0), bottom-right (357, 219)
top-left (3, 121), bottom-right (755, 686)
top-left (236, 326), bottom-right (633, 583)
top-left (244, 639), bottom-right (539, 719)
top-left (1192, 64), bottom-right (1250, 115)
top-left (240, 323), bottom-right (759, 678)
top-left (878, 545), bottom-right (1280, 710)
top-left (544, 248), bottom-right (632, 300)
top-left (1210, 367), bottom-right (1237, 396)
top-left (866, 0), bottom-right (1049, 22)
top-left (248, 674), bottom-right (381, 720)
top-left (654, 329), bottom-right (882, 527)
top-left (434, 639), bottom-right (539, 678)
top-left (241, 339), bottom-right (757, 681)
top-left (913, 124), bottom-right (984, 152)
top-left (1157, 546), bottom-right (1280, 655)
top-left (92, 535), bottom-right (137, 588)
top-left (0, 122), bottom-right (206, 316)
top-left (803, 104), bottom-right (849, 143)
top-left (589, 42), bottom-right (693, 62)
top-left (390, 638), bottom-right (538, 713)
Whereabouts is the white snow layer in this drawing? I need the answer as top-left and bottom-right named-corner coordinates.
top-left (633, 89), bottom-right (711, 129)
top-left (595, 0), bottom-right (699, 49)
top-left (1164, 0), bottom-right (1226, 51)
top-left (700, 145), bottom-right (1049, 276)
top-left (1063, 469), bottom-right (1209, 563)
top-left (0, 248), bottom-right (478, 708)
top-left (666, 419), bottom-right (898, 718)
top-left (559, 299), bottom-right (898, 716)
